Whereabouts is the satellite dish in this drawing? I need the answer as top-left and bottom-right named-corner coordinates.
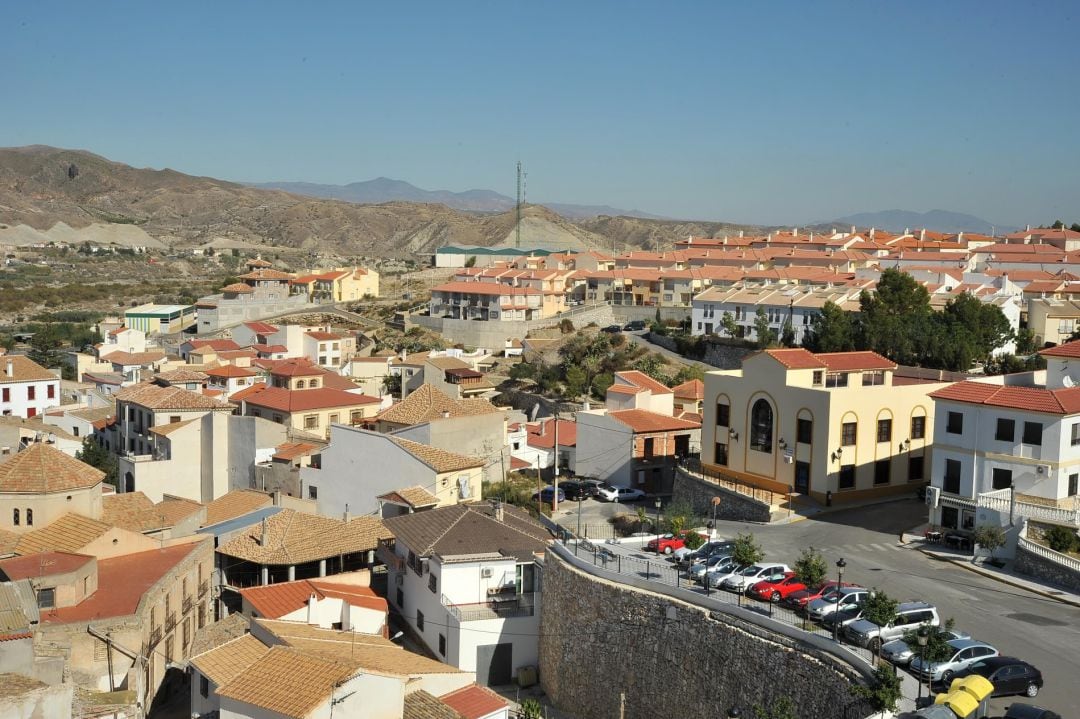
top-left (458, 477), bottom-right (471, 499)
top-left (1064, 376), bottom-right (1075, 388)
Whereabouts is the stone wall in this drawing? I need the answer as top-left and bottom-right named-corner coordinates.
top-left (673, 467), bottom-right (772, 523)
top-left (538, 549), bottom-right (872, 719)
top-left (644, 332), bottom-right (756, 369)
top-left (610, 306), bottom-right (691, 323)
top-left (412, 304), bottom-right (616, 348)
top-left (1014, 543), bottom-right (1080, 593)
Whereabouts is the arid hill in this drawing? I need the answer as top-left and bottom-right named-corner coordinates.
top-left (0, 146), bottom-right (759, 257)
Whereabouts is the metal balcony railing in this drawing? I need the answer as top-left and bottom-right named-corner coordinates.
top-left (441, 591), bottom-right (536, 622)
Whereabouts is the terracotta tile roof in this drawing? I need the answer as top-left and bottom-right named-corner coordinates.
top-left (114, 383), bottom-right (234, 411)
top-left (217, 510), bottom-right (393, 565)
top-left (217, 348), bottom-right (259, 360)
top-left (216, 645), bottom-right (356, 718)
top-left (147, 418), bottom-right (198, 437)
top-left (239, 578), bottom-right (387, 619)
top-left (607, 409), bottom-right (701, 433)
top-left (527, 419), bottom-right (577, 449)
top-left (154, 368), bottom-right (209, 383)
top-left (439, 685), bottom-right (509, 719)
top-left (272, 441), bottom-right (322, 462)
top-left (389, 436), bottom-right (484, 472)
top-left (613, 370), bottom-right (673, 395)
top-left (607, 384), bottom-right (643, 395)
top-left (384, 503), bottom-right (549, 560)
top-left (189, 339), bottom-right (241, 352)
top-left (40, 540), bottom-right (207, 623)
top-left (107, 350), bottom-right (166, 366)
top-left (228, 382), bottom-right (268, 402)
top-left (101, 491), bottom-right (155, 529)
top-left (67, 406), bottom-right (116, 423)
top-left (254, 343), bottom-right (289, 354)
top-left (205, 365), bottom-right (258, 378)
top-left (203, 489), bottom-right (274, 527)
top-left (304, 331), bottom-right (342, 341)
top-left (818, 351), bottom-right (896, 371)
top-left (238, 269), bottom-right (295, 281)
top-left (405, 690), bottom-right (466, 719)
top-left (221, 283), bottom-right (254, 293)
top-left (672, 379), bottom-right (704, 400)
top-left (189, 612), bottom-right (250, 658)
top-left (243, 321), bottom-right (279, 334)
top-left (378, 485), bottom-right (441, 509)
top-left (268, 359), bottom-right (324, 377)
top-left (930, 381), bottom-right (1080, 415)
top-left (763, 348), bottom-right (826, 369)
top-left (432, 281), bottom-right (540, 296)
top-left (0, 356), bottom-right (58, 384)
top-left (0, 551), bottom-right (94, 581)
top-left (0, 444), bottom-right (104, 494)
top-left (1039, 340), bottom-right (1080, 358)
top-left (426, 356), bottom-right (472, 371)
top-left (14, 513), bottom-right (112, 555)
top-left (246, 258), bottom-right (274, 268)
top-left (243, 386), bottom-right (379, 413)
top-left (190, 633), bottom-right (271, 687)
top-left (376, 385), bottom-right (500, 426)
top-left (509, 456), bottom-right (530, 470)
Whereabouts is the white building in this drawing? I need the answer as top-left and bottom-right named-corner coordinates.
top-left (0, 356), bottom-right (62, 419)
top-left (381, 503), bottom-right (550, 685)
top-left (690, 285), bottom-right (861, 342)
top-left (238, 575), bottom-right (388, 633)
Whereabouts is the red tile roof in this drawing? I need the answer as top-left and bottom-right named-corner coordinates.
top-left (607, 409), bottom-right (701, 433)
top-left (272, 441), bottom-right (321, 462)
top-left (1039, 341), bottom-right (1080, 359)
top-left (763, 348), bottom-right (825, 369)
top-left (205, 365), bottom-right (258, 378)
top-left (229, 382), bottom-right (268, 402)
top-left (0, 551), bottom-right (94, 581)
top-left (818, 351), bottom-right (896, 371)
top-left (439, 685), bottom-right (509, 719)
top-left (614, 370), bottom-right (673, 395)
top-left (243, 321), bottom-right (279, 334)
top-left (432, 281), bottom-right (540, 296)
top-left (189, 339), bottom-right (241, 352)
top-left (672, 379), bottom-right (704, 400)
top-left (268, 359), bottom-right (324, 377)
top-left (930, 381), bottom-right (1080, 415)
top-left (509, 456), bottom-right (531, 470)
top-left (607, 384), bottom-right (643, 395)
top-left (244, 387), bottom-right (380, 413)
top-left (305, 331), bottom-right (342, 341)
top-left (527, 419), bottom-right (577, 449)
top-left (240, 578), bottom-right (387, 620)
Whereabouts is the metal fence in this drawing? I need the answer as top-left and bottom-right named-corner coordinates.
top-left (678, 457), bottom-right (786, 506)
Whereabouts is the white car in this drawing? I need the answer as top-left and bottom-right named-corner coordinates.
top-left (720, 563), bottom-right (791, 593)
top-left (595, 484), bottom-right (646, 502)
top-left (704, 562), bottom-right (747, 588)
top-left (807, 587), bottom-right (870, 621)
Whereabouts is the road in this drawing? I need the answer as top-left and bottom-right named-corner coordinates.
top-left (553, 497), bottom-right (1078, 717)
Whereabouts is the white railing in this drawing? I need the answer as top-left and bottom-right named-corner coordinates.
top-left (1018, 520), bottom-right (1080, 573)
top-left (974, 487), bottom-right (1080, 526)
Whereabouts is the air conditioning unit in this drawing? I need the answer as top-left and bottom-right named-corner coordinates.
top-left (783, 455), bottom-right (793, 464)
top-left (480, 567), bottom-right (494, 578)
top-left (1037, 465), bottom-right (1051, 476)
top-left (925, 486), bottom-right (940, 509)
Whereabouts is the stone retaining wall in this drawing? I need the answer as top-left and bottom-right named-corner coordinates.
top-left (644, 332), bottom-right (756, 369)
top-left (673, 467), bottom-right (772, 522)
top-left (1014, 543), bottom-right (1080, 593)
top-left (412, 304), bottom-right (615, 347)
top-left (538, 550), bottom-right (871, 719)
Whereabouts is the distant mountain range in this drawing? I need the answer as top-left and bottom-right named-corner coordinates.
top-left (825, 209), bottom-right (1015, 236)
top-left (248, 177), bottom-right (669, 220)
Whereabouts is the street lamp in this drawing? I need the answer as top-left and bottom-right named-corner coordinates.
top-left (711, 496), bottom-right (721, 539)
top-left (654, 497), bottom-right (662, 550)
top-left (916, 625), bottom-right (929, 703)
top-left (727, 708), bottom-right (742, 719)
top-left (832, 558), bottom-right (847, 642)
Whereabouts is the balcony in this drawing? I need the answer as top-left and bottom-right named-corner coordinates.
top-left (165, 613), bottom-right (176, 631)
top-left (441, 591), bottom-right (536, 622)
top-left (182, 596), bottom-right (193, 613)
top-left (198, 580), bottom-right (209, 597)
top-left (149, 627), bottom-right (162, 646)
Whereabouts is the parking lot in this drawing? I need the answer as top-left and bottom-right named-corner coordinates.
top-left (548, 496), bottom-right (1079, 717)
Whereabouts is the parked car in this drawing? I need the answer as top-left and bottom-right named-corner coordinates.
top-left (645, 532), bottom-right (697, 555)
top-left (845, 601), bottom-right (940, 652)
top-left (721, 563), bottom-right (791, 593)
top-left (953, 657), bottom-right (1044, 698)
top-left (820, 603), bottom-right (868, 634)
top-left (690, 554), bottom-right (738, 582)
top-left (881, 628), bottom-right (971, 666)
top-left (595, 484), bottom-right (646, 502)
top-left (675, 540), bottom-right (734, 566)
top-left (558, 480), bottom-right (594, 501)
top-left (601, 325), bottom-right (623, 334)
top-left (1002, 704), bottom-right (1061, 719)
top-left (703, 559), bottom-right (747, 588)
top-left (807, 587), bottom-right (870, 621)
top-left (623, 320), bottom-right (647, 331)
top-left (910, 638), bottom-right (999, 683)
top-left (531, 486), bottom-right (566, 504)
top-left (782, 580), bottom-right (855, 612)
top-left (747, 572), bottom-right (807, 602)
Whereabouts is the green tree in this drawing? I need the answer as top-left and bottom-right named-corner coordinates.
top-left (937, 292), bottom-right (1013, 369)
top-left (753, 696), bottom-right (797, 719)
top-left (1043, 525), bottom-right (1078, 553)
top-left (1051, 220), bottom-right (1065, 230)
top-left (591, 371), bottom-right (614, 398)
top-left (861, 589), bottom-right (899, 655)
top-left (381, 373), bottom-right (402, 398)
top-left (780, 319), bottom-right (796, 348)
top-left (731, 532), bottom-right (764, 567)
top-left (683, 531), bottom-right (705, 550)
top-left (720, 311), bottom-right (739, 338)
top-left (802, 301), bottom-right (855, 352)
top-left (564, 365), bottom-right (587, 398)
top-left (973, 524), bottom-right (1006, 561)
top-left (464, 256), bottom-right (476, 268)
top-left (670, 364), bottom-right (704, 386)
top-left (793, 546), bottom-right (827, 590)
top-left (1071, 223), bottom-right (1080, 233)
top-left (850, 664), bottom-right (902, 716)
top-left (753, 306), bottom-right (775, 349)
top-left (27, 325), bottom-right (64, 368)
top-left (76, 437), bottom-right (118, 486)
top-left (857, 268), bottom-right (933, 365)
top-left (633, 353), bottom-right (669, 384)
top-left (902, 618), bottom-right (957, 671)
top-left (1014, 327), bottom-right (1037, 355)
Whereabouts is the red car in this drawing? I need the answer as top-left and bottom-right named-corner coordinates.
top-left (645, 531), bottom-right (702, 555)
top-left (781, 580), bottom-right (857, 611)
top-left (748, 572), bottom-right (807, 602)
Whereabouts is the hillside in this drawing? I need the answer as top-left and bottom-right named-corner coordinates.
top-left (827, 209), bottom-right (1012, 235)
top-left (0, 145), bottom-right (753, 257)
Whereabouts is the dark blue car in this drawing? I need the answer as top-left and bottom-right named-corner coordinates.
top-left (532, 486), bottom-right (566, 504)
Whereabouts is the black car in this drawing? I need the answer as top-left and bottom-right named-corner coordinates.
top-left (623, 320), bottom-right (647, 331)
top-left (601, 325), bottom-right (623, 334)
top-left (1003, 704), bottom-right (1061, 719)
top-left (558, 480), bottom-right (594, 501)
top-left (954, 657), bottom-right (1043, 698)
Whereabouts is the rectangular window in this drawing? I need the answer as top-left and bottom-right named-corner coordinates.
top-left (27, 386), bottom-right (35, 400)
top-left (328, 413), bottom-right (340, 425)
top-left (944, 458), bottom-right (962, 494)
top-left (170, 415), bottom-right (181, 424)
top-left (841, 422), bottom-right (857, 446)
top-left (716, 403), bottom-right (730, 427)
top-left (200, 675), bottom-right (209, 698)
top-left (439, 634), bottom-right (447, 656)
top-left (1069, 473), bottom-right (1078, 497)
top-left (643, 437), bottom-right (655, 458)
top-left (995, 418), bottom-right (1015, 442)
top-left (396, 588), bottom-right (403, 607)
top-left (812, 370), bottom-right (823, 387)
top-left (47, 384), bottom-right (55, 399)
top-left (796, 418), bottom-right (812, 445)
top-left (1072, 424), bottom-right (1080, 446)
top-left (428, 573), bottom-right (437, 593)
top-left (992, 468), bottom-right (1013, 490)
top-left (874, 459), bottom-right (891, 485)
top-left (37, 587), bottom-right (55, 609)
top-left (308, 486), bottom-right (318, 500)
top-left (877, 419), bottom-right (892, 443)
top-left (714, 442), bottom-right (728, 467)
top-left (910, 416), bottom-right (926, 440)
top-left (825, 372), bottom-right (848, 388)
top-left (908, 455), bottom-right (924, 481)
top-left (838, 464), bottom-right (856, 490)
top-left (416, 610), bottom-right (425, 632)
top-left (304, 415), bottom-right (319, 430)
top-left (1, 388), bottom-right (7, 402)
top-left (1022, 421), bottom-right (1043, 446)
top-left (946, 412), bottom-right (963, 435)
top-left (862, 371), bottom-right (885, 386)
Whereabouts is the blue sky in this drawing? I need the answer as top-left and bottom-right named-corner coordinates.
top-left (3, 1), bottom-right (1078, 225)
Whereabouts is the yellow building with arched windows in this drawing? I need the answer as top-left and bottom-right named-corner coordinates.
top-left (701, 348), bottom-right (954, 504)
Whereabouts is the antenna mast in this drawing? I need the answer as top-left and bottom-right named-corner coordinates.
top-left (516, 161), bottom-right (525, 248)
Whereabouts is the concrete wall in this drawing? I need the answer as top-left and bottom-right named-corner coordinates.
top-left (1014, 543), bottom-right (1080, 593)
top-left (538, 549), bottom-right (872, 719)
top-left (0, 681), bottom-right (73, 719)
top-left (412, 303), bottom-right (615, 348)
top-left (227, 415), bottom-right (290, 493)
top-left (393, 413), bottom-right (507, 485)
top-left (672, 467), bottom-right (772, 523)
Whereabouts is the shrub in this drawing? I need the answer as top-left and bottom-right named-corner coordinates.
top-left (559, 318), bottom-right (575, 334)
top-left (1043, 525), bottom-right (1079, 553)
top-left (683, 532), bottom-right (705, 551)
top-left (973, 524), bottom-right (1006, 559)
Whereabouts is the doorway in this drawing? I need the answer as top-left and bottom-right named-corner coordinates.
top-left (794, 461), bottom-right (810, 494)
top-left (476, 642), bottom-right (512, 686)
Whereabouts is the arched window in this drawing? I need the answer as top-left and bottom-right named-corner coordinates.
top-left (296, 380), bottom-right (305, 389)
top-left (309, 378), bottom-right (319, 388)
top-left (12, 509), bottom-right (19, 526)
top-left (25, 509), bottom-right (32, 526)
top-left (750, 399), bottom-right (773, 453)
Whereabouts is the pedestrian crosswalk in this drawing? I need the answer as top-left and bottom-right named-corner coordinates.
top-left (811, 542), bottom-right (907, 555)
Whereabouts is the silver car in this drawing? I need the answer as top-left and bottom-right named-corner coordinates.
top-left (721, 563), bottom-right (791, 593)
top-left (807, 587), bottom-right (870, 621)
top-left (689, 554), bottom-right (736, 582)
top-left (881, 628), bottom-right (970, 666)
top-left (910, 639), bottom-right (998, 683)
top-left (704, 561), bottom-right (746, 588)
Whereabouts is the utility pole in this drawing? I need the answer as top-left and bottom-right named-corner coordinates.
top-left (516, 161), bottom-right (525, 249)
top-left (553, 416), bottom-right (559, 513)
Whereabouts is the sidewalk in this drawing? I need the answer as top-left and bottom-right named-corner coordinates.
top-left (901, 529), bottom-right (1080, 609)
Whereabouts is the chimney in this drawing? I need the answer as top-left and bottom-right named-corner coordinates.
top-left (494, 500), bottom-right (504, 522)
top-left (850, 225), bottom-right (856, 234)
top-left (920, 229), bottom-right (926, 242)
top-left (260, 517), bottom-right (268, 546)
top-left (582, 400), bottom-right (590, 411)
top-left (307, 593), bottom-right (317, 624)
top-left (792, 227), bottom-right (798, 236)
top-left (343, 503), bottom-right (351, 523)
top-left (5, 360), bottom-right (11, 377)
top-left (869, 227), bottom-right (876, 240)
top-left (441, 409), bottom-right (451, 419)
top-left (738, 230), bottom-right (744, 238)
